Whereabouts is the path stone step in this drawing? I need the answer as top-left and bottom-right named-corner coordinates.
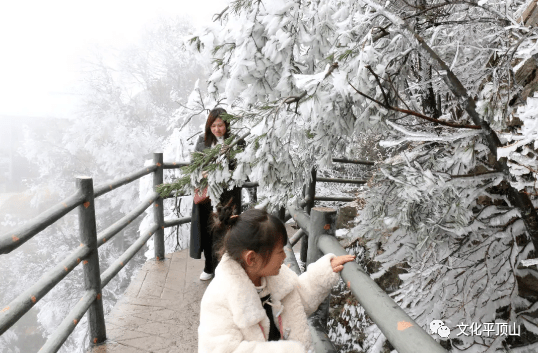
top-left (89, 250), bottom-right (207, 353)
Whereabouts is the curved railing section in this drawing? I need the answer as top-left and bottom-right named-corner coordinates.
top-left (286, 200), bottom-right (447, 353)
top-left (0, 152), bottom-right (381, 353)
top-left (0, 153), bottom-right (191, 353)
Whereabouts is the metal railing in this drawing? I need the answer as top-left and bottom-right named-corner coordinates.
top-left (0, 153), bottom-right (190, 352)
top-left (285, 200), bottom-right (447, 353)
top-left (1, 151), bottom-right (430, 353)
top-left (279, 158), bottom-right (445, 352)
top-left (275, 158), bottom-right (374, 353)
top-left (294, 159), bottom-right (373, 264)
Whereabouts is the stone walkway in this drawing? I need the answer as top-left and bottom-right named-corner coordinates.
top-left (89, 250), bottom-right (207, 353)
top-left (89, 224), bottom-right (300, 353)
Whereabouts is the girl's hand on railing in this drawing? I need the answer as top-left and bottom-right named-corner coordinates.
top-left (330, 255), bottom-right (356, 273)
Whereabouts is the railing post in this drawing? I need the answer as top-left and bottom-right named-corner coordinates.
top-left (76, 176), bottom-right (106, 346)
top-left (271, 206), bottom-right (286, 224)
top-left (308, 206), bottom-right (337, 332)
top-left (308, 207), bottom-right (336, 266)
top-left (153, 153), bottom-right (165, 260)
top-left (248, 184), bottom-right (257, 205)
top-left (277, 206), bottom-right (286, 222)
top-left (305, 168), bottom-right (317, 215)
top-left (301, 168), bottom-right (316, 263)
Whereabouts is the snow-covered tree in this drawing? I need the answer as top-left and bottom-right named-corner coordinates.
top-left (166, 0), bottom-right (538, 351)
top-left (1, 17), bottom-right (206, 353)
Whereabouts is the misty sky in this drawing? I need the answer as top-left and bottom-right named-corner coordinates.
top-left (0, 0), bottom-right (227, 119)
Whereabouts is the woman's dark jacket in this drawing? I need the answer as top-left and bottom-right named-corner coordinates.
top-left (189, 134), bottom-right (243, 259)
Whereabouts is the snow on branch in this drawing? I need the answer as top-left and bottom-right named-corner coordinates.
top-left (380, 120), bottom-right (481, 147)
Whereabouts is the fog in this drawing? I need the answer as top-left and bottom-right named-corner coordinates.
top-left (0, 0), bottom-right (227, 119)
top-left (0, 1), bottom-right (225, 351)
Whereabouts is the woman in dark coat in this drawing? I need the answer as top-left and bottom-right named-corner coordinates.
top-left (190, 107), bottom-right (242, 280)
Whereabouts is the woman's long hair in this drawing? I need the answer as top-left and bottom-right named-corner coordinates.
top-left (204, 107), bottom-right (231, 147)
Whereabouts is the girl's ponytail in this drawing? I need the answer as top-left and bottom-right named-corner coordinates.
top-left (211, 198), bottom-right (239, 233)
top-left (211, 198), bottom-right (239, 260)
top-left (215, 207), bottom-right (288, 266)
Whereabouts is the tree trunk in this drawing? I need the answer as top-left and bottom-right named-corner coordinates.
top-left (363, 0), bottom-right (538, 252)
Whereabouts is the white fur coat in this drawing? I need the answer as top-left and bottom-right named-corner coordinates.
top-left (198, 253), bottom-right (340, 353)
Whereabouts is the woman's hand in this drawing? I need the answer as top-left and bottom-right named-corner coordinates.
top-left (330, 255), bottom-right (356, 273)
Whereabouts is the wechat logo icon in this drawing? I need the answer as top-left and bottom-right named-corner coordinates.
top-left (430, 320), bottom-right (451, 338)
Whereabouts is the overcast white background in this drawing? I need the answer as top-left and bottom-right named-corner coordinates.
top-left (0, 0), bottom-right (226, 118)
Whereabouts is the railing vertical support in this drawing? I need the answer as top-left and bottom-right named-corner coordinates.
top-left (153, 153), bottom-right (165, 260)
top-left (248, 184), bottom-right (257, 205)
top-left (308, 207), bottom-right (336, 266)
top-left (305, 169), bottom-right (317, 215)
top-left (277, 206), bottom-right (286, 222)
top-left (308, 206), bottom-right (337, 332)
top-left (301, 168), bottom-right (316, 263)
top-left (76, 176), bottom-right (106, 345)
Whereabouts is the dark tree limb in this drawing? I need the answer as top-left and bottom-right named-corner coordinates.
top-left (283, 91), bottom-right (308, 105)
top-left (283, 91), bottom-right (307, 114)
top-left (372, 25), bottom-right (392, 42)
top-left (323, 62), bottom-right (340, 80)
top-left (365, 65), bottom-right (390, 106)
top-left (360, 0), bottom-right (538, 249)
top-left (348, 81), bottom-right (481, 129)
top-left (212, 6), bottom-right (229, 23)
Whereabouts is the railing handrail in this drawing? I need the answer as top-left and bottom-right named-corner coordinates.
top-left (314, 196), bottom-right (355, 202)
top-left (318, 235), bottom-right (447, 353)
top-left (94, 165), bottom-right (157, 198)
top-left (100, 223), bottom-right (160, 288)
top-left (332, 157), bottom-right (375, 166)
top-left (0, 156), bottom-right (195, 352)
top-left (96, 192), bottom-right (159, 247)
top-left (0, 164), bottom-right (170, 256)
top-left (289, 228), bottom-right (307, 246)
top-left (163, 216), bottom-right (192, 229)
top-left (0, 244), bottom-right (91, 335)
top-left (38, 288), bottom-right (98, 353)
top-left (316, 177), bottom-right (367, 184)
top-left (162, 161), bottom-right (190, 169)
top-left (286, 201), bottom-right (447, 353)
top-left (1, 152), bottom-right (375, 353)
top-left (0, 192), bottom-right (85, 255)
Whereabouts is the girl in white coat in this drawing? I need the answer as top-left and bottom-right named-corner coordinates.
top-left (198, 206), bottom-right (355, 353)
